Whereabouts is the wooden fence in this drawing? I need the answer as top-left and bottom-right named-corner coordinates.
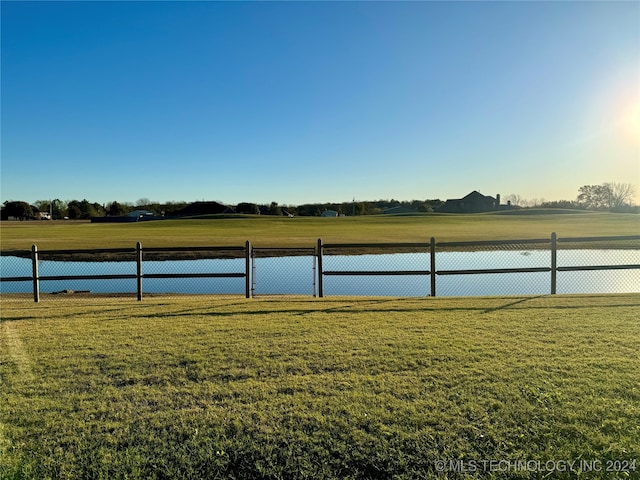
top-left (1, 234), bottom-right (638, 301)
top-left (18, 242), bottom-right (252, 302)
top-left (317, 234), bottom-right (640, 297)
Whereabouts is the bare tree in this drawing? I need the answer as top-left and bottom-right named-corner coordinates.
top-left (504, 194), bottom-right (542, 207)
top-left (604, 182), bottom-right (636, 210)
top-left (577, 182), bottom-right (636, 211)
top-left (504, 194), bottom-right (524, 207)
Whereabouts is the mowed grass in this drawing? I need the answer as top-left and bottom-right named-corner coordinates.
top-left (1, 294), bottom-right (639, 479)
top-left (1, 212), bottom-right (639, 252)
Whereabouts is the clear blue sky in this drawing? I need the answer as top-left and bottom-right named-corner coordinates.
top-left (2, 1), bottom-right (638, 206)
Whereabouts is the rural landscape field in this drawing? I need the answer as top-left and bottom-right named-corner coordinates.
top-left (3, 0), bottom-right (639, 476)
top-left (1, 211), bottom-right (639, 252)
top-left (1, 213), bottom-right (639, 478)
top-left (2, 294), bottom-right (639, 479)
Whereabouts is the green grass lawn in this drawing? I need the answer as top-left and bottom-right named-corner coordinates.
top-left (1, 212), bottom-right (638, 253)
top-left (1, 294), bottom-right (639, 479)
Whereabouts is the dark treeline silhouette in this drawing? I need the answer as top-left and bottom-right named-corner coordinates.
top-left (2, 183), bottom-right (637, 220)
top-left (1, 198), bottom-right (445, 220)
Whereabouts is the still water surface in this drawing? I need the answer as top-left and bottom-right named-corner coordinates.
top-left (1, 250), bottom-right (638, 296)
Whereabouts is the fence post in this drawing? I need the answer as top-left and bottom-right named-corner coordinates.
top-left (31, 244), bottom-right (40, 303)
top-left (551, 232), bottom-right (557, 295)
top-left (251, 245), bottom-right (256, 297)
top-left (245, 240), bottom-right (252, 298)
top-left (136, 242), bottom-right (143, 301)
top-left (430, 237), bottom-right (436, 297)
top-left (317, 238), bottom-right (324, 298)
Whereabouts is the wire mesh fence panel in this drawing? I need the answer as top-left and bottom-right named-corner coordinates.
top-left (139, 247), bottom-right (249, 298)
top-left (321, 252), bottom-right (431, 297)
top-left (0, 247), bottom-right (250, 301)
top-left (37, 250), bottom-right (138, 299)
top-left (141, 276), bottom-right (247, 297)
top-left (142, 257), bottom-right (246, 296)
top-left (251, 248), bottom-right (316, 296)
top-left (436, 271), bottom-right (551, 297)
top-left (435, 241), bottom-right (552, 296)
top-left (2, 236), bottom-right (638, 301)
top-left (0, 254), bottom-right (33, 298)
top-left (556, 237), bottom-right (640, 294)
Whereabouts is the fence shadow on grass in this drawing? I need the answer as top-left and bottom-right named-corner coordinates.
top-left (481, 295), bottom-right (547, 314)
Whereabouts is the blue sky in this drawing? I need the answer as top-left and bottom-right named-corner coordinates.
top-left (2, 1), bottom-right (638, 206)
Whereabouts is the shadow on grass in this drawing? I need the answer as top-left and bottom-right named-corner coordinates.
top-left (2, 294), bottom-right (638, 323)
top-left (134, 295), bottom-right (640, 320)
top-left (481, 295), bottom-right (546, 314)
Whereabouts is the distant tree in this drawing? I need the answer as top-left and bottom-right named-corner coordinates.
top-left (268, 202), bottom-right (282, 216)
top-left (1, 201), bottom-right (34, 220)
top-left (107, 201), bottom-right (126, 216)
top-left (92, 202), bottom-right (106, 217)
top-left (162, 202), bottom-right (189, 216)
top-left (539, 200), bottom-right (582, 209)
top-left (66, 199), bottom-right (103, 219)
top-left (505, 194), bottom-right (525, 207)
top-left (426, 199), bottom-right (444, 210)
top-left (605, 182), bottom-right (636, 211)
top-left (236, 202), bottom-right (260, 215)
top-left (66, 201), bottom-right (83, 219)
top-left (577, 183), bottom-right (636, 211)
top-left (51, 199), bottom-right (67, 219)
top-left (136, 198), bottom-right (151, 207)
top-left (34, 200), bottom-right (52, 215)
top-left (294, 204), bottom-right (318, 216)
top-left (65, 203), bottom-right (78, 219)
top-left (577, 185), bottom-right (609, 210)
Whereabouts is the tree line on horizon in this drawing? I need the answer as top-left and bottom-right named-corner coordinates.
top-left (1, 198), bottom-right (443, 220)
top-left (1, 183), bottom-right (637, 220)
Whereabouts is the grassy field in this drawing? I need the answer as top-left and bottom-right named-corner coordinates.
top-left (1, 294), bottom-right (639, 479)
top-left (1, 212), bottom-right (638, 253)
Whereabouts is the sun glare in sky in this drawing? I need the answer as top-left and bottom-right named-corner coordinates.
top-left (621, 99), bottom-right (640, 147)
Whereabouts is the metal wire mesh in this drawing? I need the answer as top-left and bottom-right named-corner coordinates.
top-left (16, 250), bottom-right (137, 300)
top-left (141, 248), bottom-right (247, 297)
top-left (434, 240), bottom-right (552, 297)
top-left (0, 248), bottom-right (250, 301)
top-left (142, 262), bottom-right (246, 297)
top-left (556, 237), bottom-right (640, 294)
top-left (1, 235), bottom-right (638, 301)
top-left (321, 249), bottom-right (432, 297)
top-left (0, 253), bottom-right (33, 299)
top-left (251, 248), bottom-right (317, 297)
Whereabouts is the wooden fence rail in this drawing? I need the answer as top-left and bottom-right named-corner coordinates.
top-left (5, 242), bottom-right (253, 302)
top-left (0, 234), bottom-right (638, 301)
top-left (314, 233), bottom-right (640, 297)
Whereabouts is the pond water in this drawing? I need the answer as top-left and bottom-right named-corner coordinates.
top-left (1, 250), bottom-right (638, 297)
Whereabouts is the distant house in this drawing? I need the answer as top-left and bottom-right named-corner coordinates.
top-left (439, 191), bottom-right (500, 213)
top-left (321, 209), bottom-right (339, 217)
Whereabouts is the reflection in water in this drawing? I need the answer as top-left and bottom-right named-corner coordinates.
top-left (1, 250), bottom-right (638, 296)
